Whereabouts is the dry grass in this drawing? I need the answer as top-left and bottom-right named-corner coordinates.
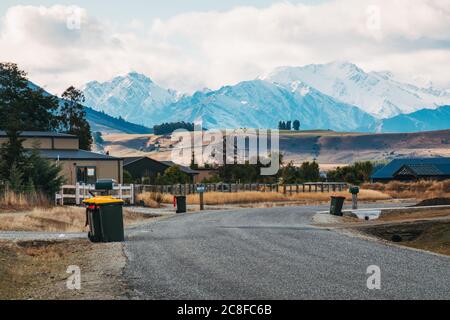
top-left (0, 239), bottom-right (128, 299)
top-left (135, 192), bottom-right (165, 208)
top-left (358, 220), bottom-right (450, 256)
top-left (178, 189), bottom-right (391, 206)
top-left (0, 191), bottom-right (50, 211)
top-left (379, 208), bottom-right (450, 222)
top-left (0, 206), bottom-right (153, 232)
top-left (363, 180), bottom-right (450, 199)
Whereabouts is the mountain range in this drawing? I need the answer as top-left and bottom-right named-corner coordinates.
top-left (377, 105), bottom-right (450, 133)
top-left (78, 61), bottom-right (450, 132)
top-left (28, 81), bottom-right (152, 134)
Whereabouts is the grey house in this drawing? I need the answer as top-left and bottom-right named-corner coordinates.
top-left (371, 158), bottom-right (450, 182)
top-left (123, 157), bottom-right (199, 183)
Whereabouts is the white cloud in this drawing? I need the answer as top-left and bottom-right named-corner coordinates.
top-left (0, 0), bottom-right (449, 95)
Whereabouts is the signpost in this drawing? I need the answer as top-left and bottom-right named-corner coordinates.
top-left (197, 185), bottom-right (206, 211)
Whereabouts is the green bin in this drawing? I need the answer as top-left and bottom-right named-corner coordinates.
top-left (84, 196), bottom-right (125, 243)
top-left (330, 196), bottom-right (346, 216)
top-left (175, 195), bottom-right (187, 214)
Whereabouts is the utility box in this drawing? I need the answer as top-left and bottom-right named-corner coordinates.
top-left (330, 196), bottom-right (346, 216)
top-left (84, 196), bottom-right (125, 243)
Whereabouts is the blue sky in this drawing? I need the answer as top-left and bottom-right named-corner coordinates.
top-left (0, 0), bottom-right (326, 23)
top-left (0, 0), bottom-right (448, 94)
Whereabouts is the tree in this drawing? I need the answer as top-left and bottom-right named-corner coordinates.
top-left (0, 128), bottom-right (26, 181)
top-left (286, 121), bottom-right (292, 131)
top-left (0, 63), bottom-right (64, 198)
top-left (8, 162), bottom-right (23, 192)
top-left (93, 131), bottom-right (104, 146)
top-left (153, 122), bottom-right (195, 135)
top-left (278, 121), bottom-right (288, 130)
top-left (123, 170), bottom-right (134, 184)
top-left (299, 161), bottom-right (320, 182)
top-left (278, 160), bottom-right (320, 183)
top-left (279, 161), bottom-right (298, 184)
top-left (0, 62), bottom-right (59, 131)
top-left (24, 147), bottom-right (64, 197)
top-left (163, 166), bottom-right (190, 184)
top-left (23, 176), bottom-right (35, 195)
top-left (327, 161), bottom-right (374, 185)
top-left (60, 86), bottom-right (93, 150)
top-left (293, 120), bottom-right (301, 131)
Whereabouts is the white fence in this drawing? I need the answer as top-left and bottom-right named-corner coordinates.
top-left (56, 183), bottom-right (135, 205)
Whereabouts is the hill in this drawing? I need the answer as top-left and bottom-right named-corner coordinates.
top-left (99, 129), bottom-right (450, 167)
top-left (85, 107), bottom-right (152, 134)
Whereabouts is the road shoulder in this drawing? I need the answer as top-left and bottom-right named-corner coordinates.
top-left (0, 239), bottom-right (130, 299)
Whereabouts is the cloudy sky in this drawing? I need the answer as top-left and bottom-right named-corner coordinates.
top-left (0, 0), bottom-right (449, 95)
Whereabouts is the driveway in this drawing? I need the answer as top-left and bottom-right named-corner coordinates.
top-left (124, 204), bottom-right (450, 299)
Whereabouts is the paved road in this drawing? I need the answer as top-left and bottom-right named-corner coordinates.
top-left (124, 204), bottom-right (450, 300)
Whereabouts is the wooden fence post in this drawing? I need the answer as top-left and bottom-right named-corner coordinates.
top-left (75, 183), bottom-right (80, 205)
top-left (59, 187), bottom-right (64, 206)
top-left (118, 184), bottom-right (123, 199)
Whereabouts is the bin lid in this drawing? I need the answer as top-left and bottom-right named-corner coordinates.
top-left (83, 196), bottom-right (124, 205)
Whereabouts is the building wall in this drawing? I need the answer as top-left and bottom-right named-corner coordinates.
top-left (53, 138), bottom-right (79, 150)
top-left (22, 137), bottom-right (52, 149)
top-left (0, 136), bottom-right (79, 150)
top-left (57, 159), bottom-right (123, 185)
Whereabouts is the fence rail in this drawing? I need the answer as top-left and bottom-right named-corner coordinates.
top-left (56, 183), bottom-right (135, 205)
top-left (56, 182), bottom-right (347, 206)
top-left (135, 182), bottom-right (348, 196)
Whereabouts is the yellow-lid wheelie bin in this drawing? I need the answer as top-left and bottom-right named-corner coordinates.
top-left (84, 196), bottom-right (125, 243)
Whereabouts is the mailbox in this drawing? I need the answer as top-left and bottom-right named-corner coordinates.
top-left (349, 186), bottom-right (360, 195)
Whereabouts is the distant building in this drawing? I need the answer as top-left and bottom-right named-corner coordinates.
top-left (123, 157), bottom-right (199, 183)
top-left (0, 131), bottom-right (123, 185)
top-left (371, 158), bottom-right (450, 182)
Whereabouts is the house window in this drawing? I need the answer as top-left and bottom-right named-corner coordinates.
top-left (77, 166), bottom-right (96, 184)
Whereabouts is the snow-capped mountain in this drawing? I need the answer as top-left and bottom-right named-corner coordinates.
top-left (81, 62), bottom-right (450, 132)
top-left (27, 80), bottom-right (152, 134)
top-left (83, 72), bottom-right (178, 126)
top-left (264, 61), bottom-right (450, 119)
top-left (377, 105), bottom-right (450, 133)
top-left (163, 80), bottom-right (376, 131)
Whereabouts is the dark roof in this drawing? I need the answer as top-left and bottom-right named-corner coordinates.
top-left (123, 157), bottom-right (145, 166)
top-left (160, 160), bottom-right (199, 175)
top-left (399, 164), bottom-right (449, 176)
top-left (372, 158), bottom-right (450, 179)
top-left (123, 157), bottom-right (199, 175)
top-left (0, 131), bottom-right (76, 138)
top-left (39, 149), bottom-right (121, 161)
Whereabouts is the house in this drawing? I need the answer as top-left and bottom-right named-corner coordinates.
top-left (123, 156), bottom-right (199, 183)
top-left (371, 158), bottom-right (450, 182)
top-left (0, 131), bottom-right (123, 185)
